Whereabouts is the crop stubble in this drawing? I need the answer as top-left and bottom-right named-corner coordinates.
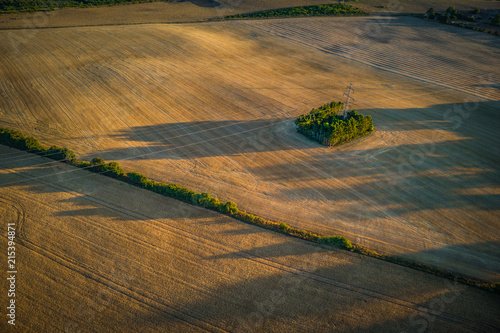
top-left (0, 16), bottom-right (499, 283)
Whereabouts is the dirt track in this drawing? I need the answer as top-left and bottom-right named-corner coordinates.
top-left (0, 146), bottom-right (499, 332)
top-left (0, 15), bottom-right (499, 284)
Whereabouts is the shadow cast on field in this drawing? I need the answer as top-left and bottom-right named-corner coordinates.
top-left (0, 150), bottom-right (499, 332)
top-left (133, 241), bottom-right (499, 333)
top-left (250, 100), bottom-right (500, 217)
top-left (83, 117), bottom-right (309, 161)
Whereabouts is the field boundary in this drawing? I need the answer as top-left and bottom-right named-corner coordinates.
top-left (1, 127), bottom-right (498, 293)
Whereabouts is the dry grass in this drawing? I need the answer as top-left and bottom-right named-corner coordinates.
top-left (1, 146), bottom-right (499, 332)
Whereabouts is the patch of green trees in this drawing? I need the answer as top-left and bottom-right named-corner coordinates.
top-left (421, 6), bottom-right (499, 36)
top-left (225, 4), bottom-right (367, 20)
top-left (295, 101), bottom-right (374, 146)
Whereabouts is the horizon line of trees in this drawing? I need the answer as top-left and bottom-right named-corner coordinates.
top-left (225, 4), bottom-right (368, 20)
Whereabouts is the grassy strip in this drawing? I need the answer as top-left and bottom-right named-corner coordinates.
top-left (1, 127), bottom-right (498, 293)
top-left (225, 4), bottom-right (368, 20)
top-left (295, 101), bottom-right (374, 146)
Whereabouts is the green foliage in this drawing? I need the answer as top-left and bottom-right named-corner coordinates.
top-left (78, 161), bottom-right (91, 168)
top-left (0, 128), bottom-right (44, 152)
top-left (492, 14), bottom-right (500, 26)
top-left (426, 7), bottom-right (435, 16)
top-left (295, 102), bottom-right (374, 146)
top-left (320, 236), bottom-right (354, 250)
top-left (225, 4), bottom-right (367, 20)
top-left (46, 146), bottom-right (77, 163)
top-left (218, 201), bottom-right (239, 214)
top-left (438, 14), bottom-right (450, 24)
top-left (103, 161), bottom-right (125, 178)
top-left (472, 8), bottom-right (480, 15)
top-left (193, 193), bottom-right (221, 209)
top-left (446, 6), bottom-right (456, 16)
top-left (90, 156), bottom-right (105, 172)
top-left (127, 171), bottom-right (149, 187)
top-left (90, 156), bottom-right (105, 166)
top-left (279, 222), bottom-right (290, 232)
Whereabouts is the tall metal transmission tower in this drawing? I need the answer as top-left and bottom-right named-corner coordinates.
top-left (342, 83), bottom-right (354, 120)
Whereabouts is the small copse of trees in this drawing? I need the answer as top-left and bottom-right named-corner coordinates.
top-left (295, 101), bottom-right (374, 146)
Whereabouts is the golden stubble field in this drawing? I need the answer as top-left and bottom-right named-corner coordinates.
top-left (0, 146), bottom-right (499, 332)
top-left (0, 14), bottom-right (499, 283)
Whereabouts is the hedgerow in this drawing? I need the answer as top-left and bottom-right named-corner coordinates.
top-left (1, 127), bottom-right (497, 291)
top-left (225, 4), bottom-right (368, 20)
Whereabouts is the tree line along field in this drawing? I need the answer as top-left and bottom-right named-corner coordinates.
top-left (0, 15), bottom-right (499, 283)
top-left (0, 145), bottom-right (499, 332)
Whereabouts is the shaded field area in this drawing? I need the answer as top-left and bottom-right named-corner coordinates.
top-left (0, 16), bottom-right (499, 283)
top-left (0, 146), bottom-right (499, 332)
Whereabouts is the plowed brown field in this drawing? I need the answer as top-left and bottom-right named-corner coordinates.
top-left (0, 15), bottom-right (499, 285)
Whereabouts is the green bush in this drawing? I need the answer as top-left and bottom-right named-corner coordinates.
top-left (321, 236), bottom-right (353, 250)
top-left (279, 222), bottom-right (290, 232)
top-left (218, 201), bottom-right (239, 214)
top-left (103, 161), bottom-right (125, 178)
top-left (46, 146), bottom-right (77, 163)
top-left (446, 6), bottom-right (456, 16)
top-left (127, 171), bottom-right (149, 187)
top-left (90, 156), bottom-right (105, 172)
top-left (0, 128), bottom-right (45, 153)
top-left (193, 193), bottom-right (221, 209)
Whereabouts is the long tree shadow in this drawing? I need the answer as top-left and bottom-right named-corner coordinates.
top-left (83, 117), bottom-right (312, 161)
top-left (251, 100), bottom-right (500, 214)
top-left (131, 241), bottom-right (500, 333)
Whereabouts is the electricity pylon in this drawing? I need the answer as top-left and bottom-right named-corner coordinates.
top-left (343, 83), bottom-right (354, 120)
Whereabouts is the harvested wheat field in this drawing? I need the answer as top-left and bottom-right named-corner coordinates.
top-left (0, 146), bottom-right (499, 332)
top-left (0, 15), bottom-right (499, 284)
